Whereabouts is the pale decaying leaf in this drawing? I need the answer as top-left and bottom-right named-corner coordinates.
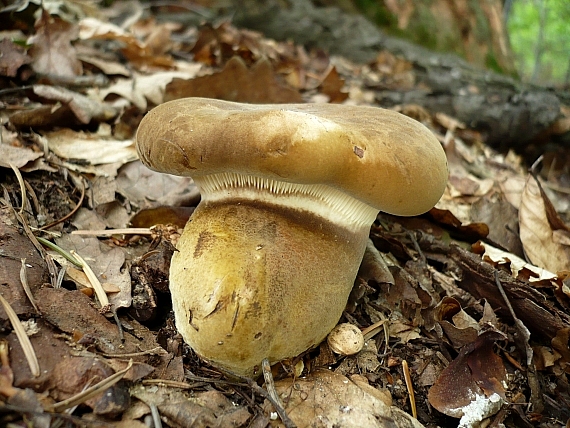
top-left (45, 129), bottom-right (137, 165)
top-left (0, 144), bottom-right (43, 169)
top-left (267, 370), bottom-right (423, 428)
top-left (32, 84), bottom-right (118, 124)
top-left (476, 241), bottom-right (557, 281)
top-left (130, 384), bottom-right (251, 427)
top-left (519, 174), bottom-right (570, 274)
top-left (115, 161), bottom-right (199, 210)
top-left (99, 71), bottom-right (200, 110)
top-left (28, 9), bottom-right (82, 77)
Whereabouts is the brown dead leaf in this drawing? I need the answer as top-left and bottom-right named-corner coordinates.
top-left (428, 331), bottom-right (507, 422)
top-left (450, 245), bottom-right (570, 342)
top-left (428, 208), bottom-right (489, 240)
top-left (0, 38), bottom-right (31, 77)
top-left (519, 174), bottom-right (570, 274)
top-left (430, 297), bottom-right (480, 349)
top-left (470, 191), bottom-right (524, 257)
top-left (474, 241), bottom-right (557, 282)
top-left (28, 9), bottom-right (82, 77)
top-left (50, 356), bottom-right (129, 416)
top-left (318, 66), bottom-right (349, 103)
top-left (267, 369), bottom-right (423, 428)
top-left (78, 17), bottom-right (173, 69)
top-left (165, 56), bottom-right (303, 104)
top-left (115, 161), bottom-right (199, 210)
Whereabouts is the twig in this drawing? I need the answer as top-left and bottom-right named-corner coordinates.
top-left (361, 319), bottom-right (388, 341)
top-left (494, 271), bottom-right (543, 413)
top-left (246, 378), bottom-right (297, 428)
top-left (149, 403), bottom-right (163, 428)
top-left (0, 294), bottom-right (40, 377)
top-left (142, 379), bottom-right (204, 389)
top-left (262, 358), bottom-right (283, 408)
top-left (72, 228), bottom-right (153, 236)
top-left (111, 308), bottom-right (124, 341)
top-left (12, 209), bottom-right (59, 288)
top-left (100, 346), bottom-right (167, 358)
top-left (402, 360), bottom-right (417, 419)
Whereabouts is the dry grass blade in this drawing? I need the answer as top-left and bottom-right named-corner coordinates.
top-left (51, 360), bottom-right (133, 412)
top-left (9, 163), bottom-right (27, 214)
top-left (36, 237), bottom-right (82, 268)
top-left (70, 250), bottom-right (110, 310)
top-left (19, 258), bottom-right (38, 313)
top-left (0, 294), bottom-right (40, 377)
top-left (402, 360), bottom-right (417, 419)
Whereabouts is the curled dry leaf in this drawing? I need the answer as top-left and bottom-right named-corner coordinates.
top-left (519, 174), bottom-right (570, 274)
top-left (430, 296), bottom-right (480, 349)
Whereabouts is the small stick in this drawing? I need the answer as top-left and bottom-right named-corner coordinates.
top-left (262, 358), bottom-right (283, 408)
top-left (149, 403), bottom-right (163, 428)
top-left (246, 377), bottom-right (296, 428)
top-left (72, 228), bottom-right (153, 236)
top-left (402, 360), bottom-right (417, 419)
top-left (361, 319), bottom-right (388, 341)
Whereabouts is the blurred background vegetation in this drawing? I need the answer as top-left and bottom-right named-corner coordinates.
top-left (506, 0), bottom-right (570, 86)
top-left (342, 0), bottom-right (569, 87)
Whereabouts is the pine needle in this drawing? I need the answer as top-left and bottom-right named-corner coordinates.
top-left (0, 294), bottom-right (40, 377)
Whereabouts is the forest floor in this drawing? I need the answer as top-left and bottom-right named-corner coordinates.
top-left (1, 1), bottom-right (570, 428)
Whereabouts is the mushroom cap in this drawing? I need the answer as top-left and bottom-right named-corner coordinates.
top-left (136, 98), bottom-right (448, 216)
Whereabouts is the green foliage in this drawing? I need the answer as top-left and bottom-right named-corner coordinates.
top-left (508, 0), bottom-right (570, 85)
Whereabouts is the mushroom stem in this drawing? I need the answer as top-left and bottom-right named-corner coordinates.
top-left (170, 175), bottom-right (376, 376)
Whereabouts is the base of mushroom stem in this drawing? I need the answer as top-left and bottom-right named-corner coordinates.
top-left (168, 199), bottom-right (371, 376)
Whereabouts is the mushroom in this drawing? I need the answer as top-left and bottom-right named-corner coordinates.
top-left (135, 97), bottom-right (448, 377)
top-left (327, 323), bottom-right (365, 356)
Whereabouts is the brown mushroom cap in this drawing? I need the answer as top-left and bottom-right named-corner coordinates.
top-left (136, 97), bottom-right (448, 216)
